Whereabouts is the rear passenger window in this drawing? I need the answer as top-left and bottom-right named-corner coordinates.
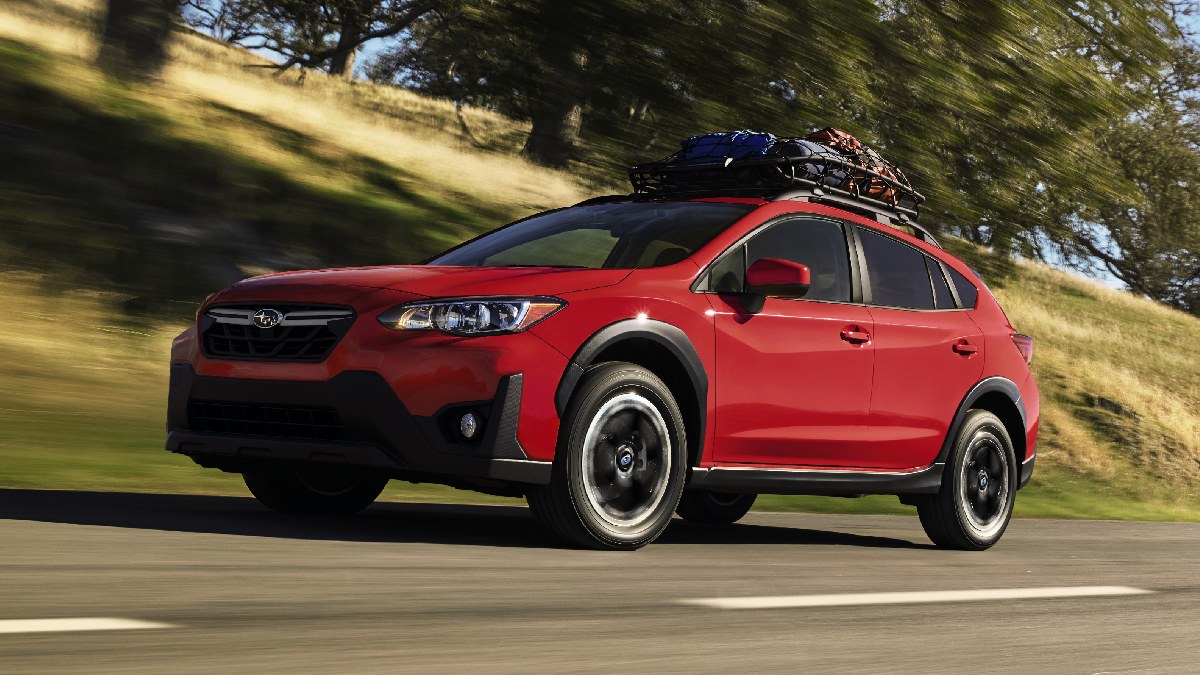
top-left (745, 219), bottom-right (851, 302)
top-left (927, 258), bottom-right (956, 309)
top-left (946, 266), bottom-right (979, 309)
top-left (857, 228), bottom-right (934, 310)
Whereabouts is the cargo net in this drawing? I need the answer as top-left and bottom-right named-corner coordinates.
top-left (629, 128), bottom-right (924, 218)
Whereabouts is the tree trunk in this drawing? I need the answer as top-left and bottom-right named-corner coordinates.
top-left (522, 98), bottom-right (582, 168)
top-left (97, 0), bottom-right (180, 80)
top-left (328, 15), bottom-right (360, 80)
top-left (329, 47), bottom-right (357, 79)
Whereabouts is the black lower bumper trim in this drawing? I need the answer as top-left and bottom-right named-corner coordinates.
top-left (166, 364), bottom-right (551, 486)
top-left (169, 432), bottom-right (400, 470)
top-left (166, 431), bottom-right (552, 484)
top-left (687, 463), bottom-right (944, 495)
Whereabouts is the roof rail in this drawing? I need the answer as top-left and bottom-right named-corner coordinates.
top-left (771, 186), bottom-right (940, 248)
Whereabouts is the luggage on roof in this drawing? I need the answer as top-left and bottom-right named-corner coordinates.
top-left (629, 128), bottom-right (924, 221)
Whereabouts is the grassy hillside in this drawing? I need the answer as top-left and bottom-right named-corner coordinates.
top-left (0, 0), bottom-right (592, 314)
top-left (1, 0), bottom-right (1197, 519)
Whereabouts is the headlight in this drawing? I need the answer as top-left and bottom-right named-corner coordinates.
top-left (377, 297), bottom-right (565, 335)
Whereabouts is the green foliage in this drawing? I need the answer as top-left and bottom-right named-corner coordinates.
top-left (370, 0), bottom-right (745, 165)
top-left (1068, 40), bottom-right (1200, 314)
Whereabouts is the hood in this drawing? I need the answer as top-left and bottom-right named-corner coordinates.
top-left (233, 265), bottom-right (632, 298)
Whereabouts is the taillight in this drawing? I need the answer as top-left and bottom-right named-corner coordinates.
top-left (1011, 333), bottom-right (1033, 365)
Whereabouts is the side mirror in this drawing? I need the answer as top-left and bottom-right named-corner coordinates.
top-left (745, 258), bottom-right (811, 298)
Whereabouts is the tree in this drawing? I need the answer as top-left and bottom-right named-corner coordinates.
top-left (1066, 40), bottom-right (1200, 314)
top-left (370, 0), bottom-right (751, 167)
top-left (855, 0), bottom-right (1179, 255)
top-left (98, 0), bottom-right (183, 80)
top-left (184, 1), bottom-right (448, 78)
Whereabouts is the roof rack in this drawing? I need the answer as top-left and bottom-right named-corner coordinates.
top-left (625, 154), bottom-right (938, 247)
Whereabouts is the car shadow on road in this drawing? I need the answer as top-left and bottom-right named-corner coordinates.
top-left (0, 488), bottom-right (929, 550)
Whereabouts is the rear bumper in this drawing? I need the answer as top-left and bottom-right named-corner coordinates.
top-left (165, 364), bottom-right (551, 486)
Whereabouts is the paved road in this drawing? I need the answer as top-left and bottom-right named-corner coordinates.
top-left (0, 489), bottom-right (1197, 673)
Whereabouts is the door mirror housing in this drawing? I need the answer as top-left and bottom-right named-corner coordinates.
top-left (745, 258), bottom-right (811, 298)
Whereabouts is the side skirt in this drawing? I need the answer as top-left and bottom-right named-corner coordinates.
top-left (687, 464), bottom-right (944, 496)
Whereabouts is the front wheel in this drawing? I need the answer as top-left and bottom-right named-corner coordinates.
top-left (917, 410), bottom-right (1017, 550)
top-left (244, 467), bottom-right (388, 516)
top-left (527, 362), bottom-right (687, 550)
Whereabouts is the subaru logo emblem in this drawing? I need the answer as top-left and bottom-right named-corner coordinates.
top-left (253, 308), bottom-right (284, 328)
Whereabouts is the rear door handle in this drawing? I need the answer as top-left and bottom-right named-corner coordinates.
top-left (953, 341), bottom-right (978, 355)
top-left (840, 329), bottom-right (871, 344)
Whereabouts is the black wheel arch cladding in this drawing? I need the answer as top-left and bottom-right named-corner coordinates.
top-left (937, 376), bottom-right (1028, 467)
top-left (555, 318), bottom-right (708, 466)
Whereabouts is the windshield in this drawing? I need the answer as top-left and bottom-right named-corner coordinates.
top-left (428, 201), bottom-right (756, 269)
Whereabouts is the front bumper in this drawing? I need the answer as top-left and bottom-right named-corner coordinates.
top-left (1019, 454), bottom-right (1035, 489)
top-left (165, 364), bottom-right (551, 486)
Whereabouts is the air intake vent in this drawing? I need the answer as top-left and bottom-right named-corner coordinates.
top-left (188, 400), bottom-right (346, 441)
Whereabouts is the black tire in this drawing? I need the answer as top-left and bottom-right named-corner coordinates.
top-left (918, 410), bottom-right (1017, 550)
top-left (676, 490), bottom-right (757, 524)
top-left (526, 362), bottom-right (687, 550)
top-left (243, 467), bottom-right (387, 516)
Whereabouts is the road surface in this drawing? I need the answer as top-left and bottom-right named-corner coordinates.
top-left (0, 489), bottom-right (1197, 673)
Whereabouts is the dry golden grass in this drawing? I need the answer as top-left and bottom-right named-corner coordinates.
top-left (0, 272), bottom-right (177, 418)
top-left (0, 0), bottom-right (98, 60)
top-left (996, 263), bottom-right (1200, 487)
top-left (163, 42), bottom-right (586, 214)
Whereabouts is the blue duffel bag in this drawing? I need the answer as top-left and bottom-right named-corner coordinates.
top-left (677, 130), bottom-right (777, 163)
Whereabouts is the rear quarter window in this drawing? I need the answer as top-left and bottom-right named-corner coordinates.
top-left (946, 265), bottom-right (979, 309)
top-left (927, 258), bottom-right (956, 309)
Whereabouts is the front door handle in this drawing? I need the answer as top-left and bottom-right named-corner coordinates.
top-left (840, 328), bottom-right (871, 344)
top-left (953, 340), bottom-right (979, 355)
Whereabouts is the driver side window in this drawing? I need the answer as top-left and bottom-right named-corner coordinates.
top-left (742, 219), bottom-right (852, 302)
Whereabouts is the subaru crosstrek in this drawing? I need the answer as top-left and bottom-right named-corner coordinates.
top-left (167, 132), bottom-right (1038, 550)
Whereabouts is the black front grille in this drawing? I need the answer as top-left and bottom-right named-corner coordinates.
top-left (188, 400), bottom-right (347, 441)
top-left (200, 305), bottom-right (353, 362)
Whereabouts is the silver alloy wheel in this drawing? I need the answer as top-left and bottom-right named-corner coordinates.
top-left (957, 429), bottom-right (1012, 538)
top-left (580, 391), bottom-right (672, 529)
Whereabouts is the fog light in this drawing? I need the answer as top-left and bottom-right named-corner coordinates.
top-left (459, 412), bottom-right (479, 440)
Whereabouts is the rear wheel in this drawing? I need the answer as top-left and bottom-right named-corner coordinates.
top-left (527, 362), bottom-right (687, 550)
top-left (244, 467), bottom-right (387, 516)
top-left (918, 410), bottom-right (1016, 550)
top-left (676, 490), bottom-right (757, 524)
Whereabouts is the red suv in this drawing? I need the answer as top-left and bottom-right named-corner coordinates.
top-left (167, 138), bottom-right (1038, 551)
